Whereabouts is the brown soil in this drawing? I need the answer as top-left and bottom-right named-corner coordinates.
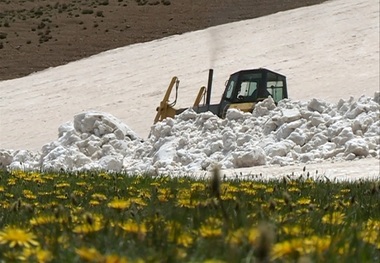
top-left (0, 0), bottom-right (327, 81)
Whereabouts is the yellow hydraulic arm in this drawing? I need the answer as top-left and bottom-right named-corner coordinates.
top-left (154, 77), bottom-right (207, 124)
top-left (193, 86), bottom-right (206, 107)
top-left (154, 77), bottom-right (179, 123)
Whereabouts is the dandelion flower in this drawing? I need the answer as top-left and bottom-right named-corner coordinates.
top-left (199, 225), bottom-right (222, 238)
top-left (21, 246), bottom-right (53, 262)
top-left (73, 223), bottom-right (103, 234)
top-left (227, 228), bottom-right (245, 246)
top-left (107, 199), bottom-right (131, 210)
top-left (73, 213), bottom-right (103, 234)
top-left (23, 190), bottom-right (37, 200)
top-left (91, 193), bottom-right (108, 201)
top-left (176, 198), bottom-right (196, 208)
top-left (0, 227), bottom-right (39, 248)
top-left (191, 182), bottom-right (206, 192)
top-left (360, 229), bottom-right (380, 249)
top-left (322, 212), bottom-right (345, 225)
top-left (89, 200), bottom-right (101, 206)
top-left (359, 219), bottom-right (380, 247)
top-left (287, 186), bottom-right (301, 193)
top-left (271, 239), bottom-right (303, 260)
top-left (177, 233), bottom-right (193, 247)
top-left (304, 235), bottom-right (331, 254)
top-left (130, 197), bottom-right (147, 207)
top-left (54, 182), bottom-right (70, 188)
top-left (75, 247), bottom-right (104, 261)
top-left (297, 198), bottom-right (311, 205)
top-left (30, 215), bottom-right (58, 226)
top-left (282, 225), bottom-right (302, 236)
top-left (247, 228), bottom-right (260, 245)
top-left (119, 219), bottom-right (147, 236)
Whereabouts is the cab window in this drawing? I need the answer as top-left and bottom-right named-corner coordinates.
top-left (225, 80), bottom-right (235, 99)
top-left (224, 74), bottom-right (239, 100)
top-left (237, 72), bottom-right (262, 100)
top-left (266, 72), bottom-right (286, 103)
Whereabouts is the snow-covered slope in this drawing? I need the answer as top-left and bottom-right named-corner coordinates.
top-left (0, 0), bottom-right (378, 151)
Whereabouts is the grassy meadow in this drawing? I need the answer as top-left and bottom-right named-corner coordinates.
top-left (0, 169), bottom-right (379, 262)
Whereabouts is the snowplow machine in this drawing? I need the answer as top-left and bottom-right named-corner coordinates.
top-left (154, 68), bottom-right (288, 123)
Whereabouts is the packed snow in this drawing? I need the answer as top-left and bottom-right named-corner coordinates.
top-left (1, 94), bottom-right (379, 177)
top-left (0, 0), bottom-right (379, 180)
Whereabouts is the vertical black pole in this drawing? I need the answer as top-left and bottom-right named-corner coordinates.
top-left (206, 69), bottom-right (213, 109)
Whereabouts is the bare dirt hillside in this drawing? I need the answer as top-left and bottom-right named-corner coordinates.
top-left (0, 0), bottom-right (327, 80)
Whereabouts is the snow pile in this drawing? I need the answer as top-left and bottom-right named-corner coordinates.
top-left (147, 94), bottom-right (379, 173)
top-left (0, 112), bottom-right (142, 171)
top-left (0, 94), bottom-right (379, 174)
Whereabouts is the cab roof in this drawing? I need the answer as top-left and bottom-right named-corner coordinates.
top-left (231, 68), bottom-right (286, 79)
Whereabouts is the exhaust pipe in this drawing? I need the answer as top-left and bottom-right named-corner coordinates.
top-left (206, 69), bottom-right (213, 109)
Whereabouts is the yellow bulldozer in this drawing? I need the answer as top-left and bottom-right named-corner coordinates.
top-left (154, 68), bottom-right (288, 123)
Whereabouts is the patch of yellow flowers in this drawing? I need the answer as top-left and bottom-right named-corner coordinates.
top-left (0, 170), bottom-right (378, 262)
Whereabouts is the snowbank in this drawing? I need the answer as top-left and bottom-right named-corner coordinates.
top-left (1, 94), bottom-right (379, 174)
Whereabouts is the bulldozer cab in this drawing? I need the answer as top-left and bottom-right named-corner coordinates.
top-left (221, 68), bottom-right (287, 104)
top-left (215, 68), bottom-right (287, 117)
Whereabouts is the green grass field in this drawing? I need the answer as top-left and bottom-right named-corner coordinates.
top-left (0, 169), bottom-right (379, 262)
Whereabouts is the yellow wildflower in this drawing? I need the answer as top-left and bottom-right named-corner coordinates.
top-left (287, 186), bottom-right (301, 193)
top-left (89, 200), bottom-right (100, 206)
top-left (282, 225), bottom-right (302, 236)
top-left (73, 223), bottom-right (103, 234)
top-left (177, 232), bottom-right (193, 247)
top-left (73, 214), bottom-right (103, 234)
top-left (226, 228), bottom-right (245, 246)
top-left (360, 220), bottom-right (380, 246)
top-left (107, 199), bottom-right (131, 210)
top-left (76, 181), bottom-right (87, 187)
top-left (176, 198), bottom-right (197, 208)
top-left (322, 212), bottom-right (345, 225)
top-left (0, 226), bottom-right (39, 248)
top-left (247, 227), bottom-right (259, 245)
top-left (7, 178), bottom-right (17, 186)
top-left (91, 193), bottom-right (108, 201)
top-left (199, 225), bottom-right (222, 238)
top-left (21, 246), bottom-right (53, 262)
top-left (75, 246), bottom-right (104, 262)
top-left (119, 219), bottom-right (147, 236)
top-left (55, 182), bottom-right (70, 188)
top-left (271, 239), bottom-right (303, 260)
top-left (221, 183), bottom-right (239, 193)
top-left (130, 197), bottom-right (147, 207)
top-left (56, 195), bottom-right (68, 200)
top-left (304, 235), bottom-right (331, 254)
top-left (191, 182), bottom-right (206, 192)
top-left (297, 198), bottom-right (311, 205)
top-left (30, 215), bottom-right (59, 226)
top-left (242, 188), bottom-right (257, 195)
top-left (252, 183), bottom-right (267, 190)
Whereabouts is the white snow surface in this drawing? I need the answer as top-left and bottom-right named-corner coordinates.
top-left (0, 0), bottom-right (379, 180)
